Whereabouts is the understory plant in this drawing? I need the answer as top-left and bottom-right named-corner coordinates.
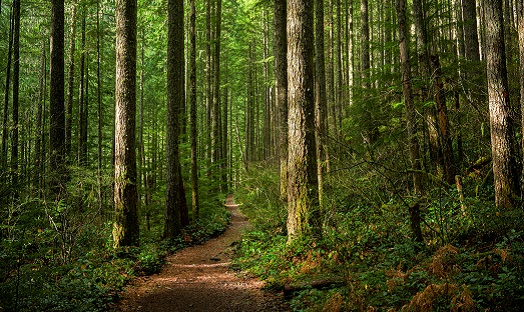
top-left (233, 165), bottom-right (524, 311)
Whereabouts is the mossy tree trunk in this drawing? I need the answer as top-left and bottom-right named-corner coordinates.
top-left (113, 0), bottom-right (139, 248)
top-left (286, 0), bottom-right (320, 240)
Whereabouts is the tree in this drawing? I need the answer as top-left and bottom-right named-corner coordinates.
top-left (113, 0), bottom-right (139, 248)
top-left (274, 0), bottom-right (287, 201)
top-left (11, 0), bottom-right (20, 193)
top-left (315, 0), bottom-right (327, 207)
top-left (49, 0), bottom-right (66, 197)
top-left (77, 9), bottom-right (88, 166)
top-left (519, 0), bottom-right (524, 197)
top-left (396, 0), bottom-right (423, 244)
top-left (3, 6), bottom-right (14, 171)
top-left (286, 0), bottom-right (319, 239)
top-left (165, 0), bottom-right (189, 238)
top-left (65, 2), bottom-right (76, 158)
top-left (484, 0), bottom-right (518, 209)
top-left (462, 0), bottom-right (480, 62)
top-left (189, 0), bottom-right (199, 219)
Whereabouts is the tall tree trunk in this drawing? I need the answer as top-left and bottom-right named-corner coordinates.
top-left (484, 0), bottom-right (518, 209)
top-left (49, 0), bottom-right (66, 197)
top-left (165, 0), bottom-right (189, 238)
top-left (2, 8), bottom-right (13, 171)
top-left (412, 0), bottom-right (439, 172)
top-left (463, 0), bottom-right (480, 61)
top-left (211, 0), bottom-right (223, 190)
top-left (274, 0), bottom-right (287, 201)
top-left (287, 0), bottom-right (319, 240)
top-left (96, 0), bottom-right (103, 213)
top-left (518, 0), bottom-right (524, 197)
top-left (396, 0), bottom-right (424, 244)
top-left (205, 0), bottom-right (212, 162)
top-left (245, 45), bottom-right (255, 165)
top-left (65, 3), bottom-right (76, 159)
top-left (360, 0), bottom-right (376, 144)
top-left (138, 27), bottom-right (145, 213)
top-left (77, 11), bottom-right (87, 166)
top-left (431, 55), bottom-right (456, 184)
top-left (315, 0), bottom-right (327, 207)
top-left (11, 0), bottom-right (20, 194)
top-left (113, 0), bottom-right (139, 248)
top-left (189, 0), bottom-right (199, 220)
top-left (34, 32), bottom-right (47, 194)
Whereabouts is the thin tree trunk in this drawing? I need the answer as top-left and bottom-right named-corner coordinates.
top-left (189, 0), bottom-right (199, 220)
top-left (518, 0), bottom-right (524, 198)
top-left (205, 0), bottom-right (212, 162)
top-left (77, 11), bottom-right (87, 165)
top-left (11, 0), bottom-right (20, 194)
top-left (396, 0), bottom-right (424, 244)
top-left (165, 0), bottom-right (189, 238)
top-left (97, 0), bottom-right (103, 213)
top-left (34, 32), bottom-right (47, 194)
top-left (274, 0), bottom-right (287, 201)
top-left (2, 8), bottom-right (13, 171)
top-left (138, 27), bottom-right (145, 212)
top-left (315, 0), bottom-right (327, 207)
top-left (65, 3), bottom-right (76, 159)
top-left (49, 0), bottom-right (66, 197)
top-left (431, 55), bottom-right (456, 184)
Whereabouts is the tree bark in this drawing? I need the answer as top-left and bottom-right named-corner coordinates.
top-left (49, 0), bottom-right (66, 197)
top-left (484, 0), bottom-right (518, 209)
top-left (165, 0), bottom-right (189, 238)
top-left (113, 0), bottom-right (139, 248)
top-left (287, 0), bottom-right (320, 239)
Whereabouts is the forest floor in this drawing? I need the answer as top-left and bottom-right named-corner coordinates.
top-left (115, 195), bottom-right (289, 312)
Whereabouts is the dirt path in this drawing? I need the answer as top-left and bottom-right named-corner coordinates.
top-left (115, 195), bottom-right (289, 312)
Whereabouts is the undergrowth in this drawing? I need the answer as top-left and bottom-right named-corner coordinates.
top-left (233, 164), bottom-right (524, 311)
top-left (0, 172), bottom-right (230, 312)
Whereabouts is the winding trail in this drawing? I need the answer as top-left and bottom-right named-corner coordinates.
top-left (116, 195), bottom-right (288, 311)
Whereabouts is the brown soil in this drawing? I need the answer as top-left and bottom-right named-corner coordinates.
top-left (115, 195), bottom-right (289, 312)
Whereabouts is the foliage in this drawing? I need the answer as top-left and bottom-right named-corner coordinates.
top-left (234, 165), bottom-right (524, 311)
top-left (0, 164), bottom-right (230, 311)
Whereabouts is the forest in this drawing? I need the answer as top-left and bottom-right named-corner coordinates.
top-left (1, 0), bottom-right (524, 310)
